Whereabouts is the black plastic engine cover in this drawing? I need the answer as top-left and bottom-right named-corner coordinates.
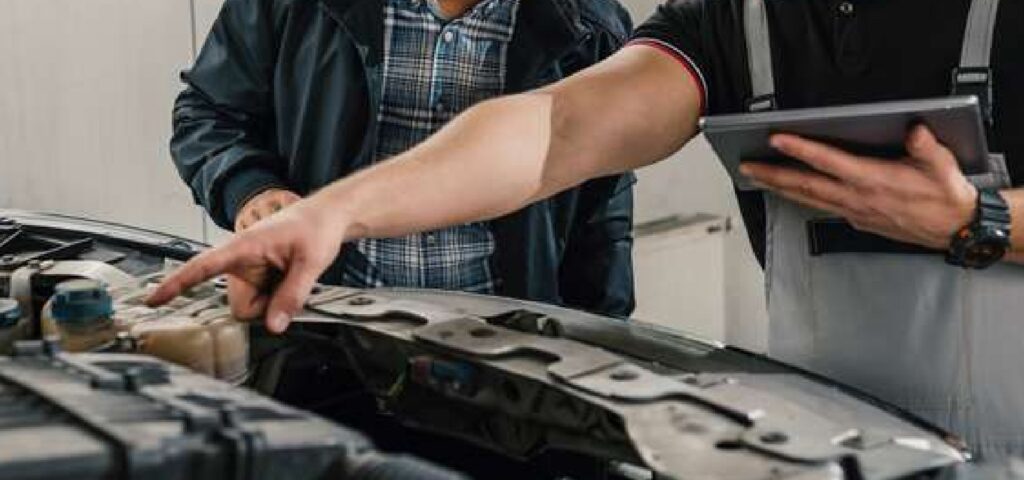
top-left (0, 340), bottom-right (464, 480)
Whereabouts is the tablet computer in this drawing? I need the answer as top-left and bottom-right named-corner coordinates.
top-left (700, 96), bottom-right (991, 191)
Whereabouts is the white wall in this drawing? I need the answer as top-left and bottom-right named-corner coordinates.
top-left (624, 0), bottom-right (768, 351)
top-left (0, 0), bottom-right (769, 351)
top-left (0, 0), bottom-right (205, 240)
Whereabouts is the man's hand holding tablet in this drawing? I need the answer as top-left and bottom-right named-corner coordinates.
top-left (702, 96), bottom-right (991, 191)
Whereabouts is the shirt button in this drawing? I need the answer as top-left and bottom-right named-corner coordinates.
top-left (434, 102), bottom-right (445, 113)
top-left (443, 31), bottom-right (455, 43)
top-left (426, 234), bottom-right (438, 245)
top-left (837, 1), bottom-right (855, 15)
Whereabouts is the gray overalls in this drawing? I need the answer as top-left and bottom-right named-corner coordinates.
top-left (743, 0), bottom-right (1024, 459)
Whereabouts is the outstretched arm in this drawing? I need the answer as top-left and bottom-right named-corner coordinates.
top-left (148, 45), bottom-right (704, 332)
top-left (314, 46), bottom-right (701, 239)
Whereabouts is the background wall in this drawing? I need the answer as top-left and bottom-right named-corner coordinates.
top-left (0, 0), bottom-right (769, 351)
top-left (0, 0), bottom-right (202, 239)
top-left (620, 0), bottom-right (768, 351)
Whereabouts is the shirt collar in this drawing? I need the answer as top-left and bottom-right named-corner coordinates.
top-left (319, 0), bottom-right (590, 86)
top-left (393, 0), bottom-right (516, 24)
top-left (321, 0), bottom-right (584, 38)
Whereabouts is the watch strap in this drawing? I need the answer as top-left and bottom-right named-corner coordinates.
top-left (978, 189), bottom-right (1011, 226)
top-left (946, 188), bottom-right (1011, 268)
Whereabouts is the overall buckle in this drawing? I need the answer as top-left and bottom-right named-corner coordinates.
top-left (746, 94), bottom-right (777, 113)
top-left (952, 67), bottom-right (994, 125)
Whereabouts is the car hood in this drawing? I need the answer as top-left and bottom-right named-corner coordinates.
top-left (0, 209), bottom-right (968, 479)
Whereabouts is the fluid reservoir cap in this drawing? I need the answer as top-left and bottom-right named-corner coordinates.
top-left (0, 299), bottom-right (21, 328)
top-left (51, 279), bottom-right (114, 325)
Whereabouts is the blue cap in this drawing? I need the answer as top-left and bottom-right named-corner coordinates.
top-left (0, 299), bottom-right (21, 328)
top-left (51, 279), bottom-right (114, 326)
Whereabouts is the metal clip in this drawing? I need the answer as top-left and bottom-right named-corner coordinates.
top-left (952, 67), bottom-right (994, 125)
top-left (745, 94), bottom-right (777, 113)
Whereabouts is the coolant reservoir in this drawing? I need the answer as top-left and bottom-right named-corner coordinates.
top-left (129, 318), bottom-right (216, 376)
top-left (204, 310), bottom-right (248, 383)
top-left (0, 299), bottom-right (30, 355)
top-left (112, 289), bottom-right (249, 383)
top-left (125, 313), bottom-right (248, 382)
top-left (27, 263), bottom-right (250, 383)
top-left (42, 279), bottom-right (117, 352)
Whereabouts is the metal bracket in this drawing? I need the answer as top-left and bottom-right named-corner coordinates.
top-left (298, 290), bottom-right (964, 479)
top-left (305, 290), bottom-right (468, 328)
top-left (305, 294), bottom-right (870, 461)
top-left (412, 317), bottom-right (857, 462)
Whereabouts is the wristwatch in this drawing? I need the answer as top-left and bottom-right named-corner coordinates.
top-left (946, 189), bottom-right (1012, 269)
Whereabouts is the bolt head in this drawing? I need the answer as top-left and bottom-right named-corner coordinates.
top-left (348, 297), bottom-right (374, 306)
top-left (759, 431), bottom-right (789, 445)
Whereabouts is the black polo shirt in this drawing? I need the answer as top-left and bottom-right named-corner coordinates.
top-left (632, 0), bottom-right (1024, 263)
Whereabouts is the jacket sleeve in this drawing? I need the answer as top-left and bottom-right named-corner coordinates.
top-left (559, 174), bottom-right (637, 318)
top-left (558, 1), bottom-right (637, 318)
top-left (170, 0), bottom-right (290, 230)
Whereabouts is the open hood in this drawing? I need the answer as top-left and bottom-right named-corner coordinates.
top-left (0, 209), bottom-right (972, 479)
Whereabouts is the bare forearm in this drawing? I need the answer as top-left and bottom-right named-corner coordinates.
top-left (311, 93), bottom-right (558, 240)
top-left (304, 47), bottom-right (700, 242)
top-left (1003, 188), bottom-right (1024, 264)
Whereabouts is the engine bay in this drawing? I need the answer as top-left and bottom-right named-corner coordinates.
top-left (0, 210), bottom-right (982, 479)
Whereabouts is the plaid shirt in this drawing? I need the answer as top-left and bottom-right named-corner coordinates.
top-left (347, 0), bottom-right (520, 293)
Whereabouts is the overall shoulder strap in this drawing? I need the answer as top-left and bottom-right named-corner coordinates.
top-left (954, 0), bottom-right (1001, 125)
top-left (743, 0), bottom-right (776, 112)
top-left (746, 0), bottom-right (1003, 120)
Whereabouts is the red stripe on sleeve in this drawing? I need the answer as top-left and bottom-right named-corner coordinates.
top-left (627, 39), bottom-right (707, 114)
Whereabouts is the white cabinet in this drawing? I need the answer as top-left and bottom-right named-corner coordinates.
top-left (632, 214), bottom-right (728, 342)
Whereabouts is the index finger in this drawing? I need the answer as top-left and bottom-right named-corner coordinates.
top-left (146, 245), bottom-right (248, 307)
top-left (769, 133), bottom-right (879, 183)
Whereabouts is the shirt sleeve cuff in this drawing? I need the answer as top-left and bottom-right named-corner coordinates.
top-left (219, 168), bottom-right (289, 229)
top-left (627, 38), bottom-right (709, 114)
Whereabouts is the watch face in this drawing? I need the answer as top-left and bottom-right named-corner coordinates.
top-left (962, 227), bottom-right (1010, 268)
top-left (948, 189), bottom-right (1012, 269)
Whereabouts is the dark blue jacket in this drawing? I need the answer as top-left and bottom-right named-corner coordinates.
top-left (170, 0), bottom-right (636, 316)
